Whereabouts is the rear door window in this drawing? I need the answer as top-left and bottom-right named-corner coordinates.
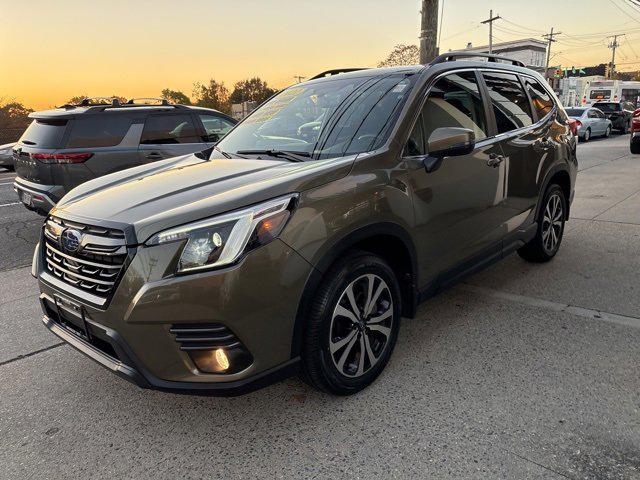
top-left (67, 115), bottom-right (133, 148)
top-left (140, 114), bottom-right (200, 144)
top-left (19, 119), bottom-right (68, 148)
top-left (422, 71), bottom-right (488, 141)
top-left (482, 72), bottom-right (534, 134)
top-left (523, 78), bottom-right (554, 120)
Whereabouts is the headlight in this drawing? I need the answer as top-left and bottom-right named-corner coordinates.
top-left (146, 194), bottom-right (297, 273)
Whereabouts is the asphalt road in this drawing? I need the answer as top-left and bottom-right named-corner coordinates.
top-left (1, 135), bottom-right (639, 479)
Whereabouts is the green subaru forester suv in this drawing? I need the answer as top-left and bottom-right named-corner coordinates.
top-left (33, 53), bottom-right (577, 395)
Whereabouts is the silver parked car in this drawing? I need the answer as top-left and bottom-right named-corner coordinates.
top-left (565, 107), bottom-right (612, 142)
top-left (0, 142), bottom-right (15, 170)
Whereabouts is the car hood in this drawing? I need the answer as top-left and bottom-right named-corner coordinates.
top-left (53, 152), bottom-right (355, 243)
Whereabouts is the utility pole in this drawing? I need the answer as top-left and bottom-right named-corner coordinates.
top-left (293, 75), bottom-right (305, 83)
top-left (481, 10), bottom-right (501, 54)
top-left (607, 34), bottom-right (624, 79)
top-left (419, 0), bottom-right (439, 64)
top-left (542, 27), bottom-right (561, 80)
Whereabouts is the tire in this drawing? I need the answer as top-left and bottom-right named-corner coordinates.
top-left (623, 121), bottom-right (630, 134)
top-left (604, 125), bottom-right (611, 138)
top-left (518, 184), bottom-right (567, 263)
top-left (301, 252), bottom-right (401, 395)
top-left (631, 140), bottom-right (640, 154)
top-left (582, 128), bottom-right (591, 142)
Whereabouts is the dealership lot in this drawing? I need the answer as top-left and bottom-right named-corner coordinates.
top-left (0, 135), bottom-right (638, 479)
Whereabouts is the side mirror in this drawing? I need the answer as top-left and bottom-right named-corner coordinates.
top-left (424, 127), bottom-right (476, 173)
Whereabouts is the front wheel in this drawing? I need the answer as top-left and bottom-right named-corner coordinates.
top-left (631, 140), bottom-right (640, 154)
top-left (518, 184), bottom-right (567, 263)
top-left (301, 252), bottom-right (401, 395)
top-left (582, 128), bottom-right (591, 142)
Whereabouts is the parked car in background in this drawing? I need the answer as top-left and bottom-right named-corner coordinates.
top-left (0, 142), bottom-right (16, 170)
top-left (565, 107), bottom-right (612, 141)
top-left (593, 101), bottom-right (634, 133)
top-left (34, 53), bottom-right (577, 396)
top-left (13, 98), bottom-right (236, 215)
top-left (631, 108), bottom-right (640, 154)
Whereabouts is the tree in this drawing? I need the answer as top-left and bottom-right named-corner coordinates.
top-left (192, 80), bottom-right (231, 114)
top-left (229, 77), bottom-right (276, 105)
top-left (161, 89), bottom-right (191, 105)
top-left (0, 100), bottom-right (33, 129)
top-left (377, 44), bottom-right (420, 68)
top-left (63, 95), bottom-right (127, 106)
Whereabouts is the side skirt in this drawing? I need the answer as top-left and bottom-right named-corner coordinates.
top-left (417, 222), bottom-right (537, 305)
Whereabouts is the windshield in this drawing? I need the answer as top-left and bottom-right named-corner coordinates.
top-left (217, 73), bottom-right (416, 160)
top-left (592, 103), bottom-right (617, 112)
top-left (565, 108), bottom-right (585, 117)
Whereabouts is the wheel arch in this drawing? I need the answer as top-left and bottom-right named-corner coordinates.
top-left (290, 222), bottom-right (418, 358)
top-left (538, 165), bottom-right (572, 220)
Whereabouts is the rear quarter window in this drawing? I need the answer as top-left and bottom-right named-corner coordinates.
top-left (523, 78), bottom-right (555, 120)
top-left (19, 119), bottom-right (68, 148)
top-left (66, 114), bottom-right (133, 148)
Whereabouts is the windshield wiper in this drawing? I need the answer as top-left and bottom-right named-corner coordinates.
top-left (214, 146), bottom-right (232, 159)
top-left (236, 149), bottom-right (311, 163)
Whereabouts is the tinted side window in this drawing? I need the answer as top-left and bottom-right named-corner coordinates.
top-left (67, 115), bottom-right (132, 148)
top-left (404, 114), bottom-right (425, 157)
top-left (524, 78), bottom-right (554, 120)
top-left (140, 114), bottom-right (200, 144)
top-left (482, 72), bottom-right (534, 133)
top-left (422, 71), bottom-right (488, 142)
top-left (587, 110), bottom-right (597, 119)
top-left (199, 114), bottom-right (235, 141)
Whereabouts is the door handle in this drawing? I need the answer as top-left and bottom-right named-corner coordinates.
top-left (145, 152), bottom-right (163, 160)
top-left (486, 154), bottom-right (504, 168)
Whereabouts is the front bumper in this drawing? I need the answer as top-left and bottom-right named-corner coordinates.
top-left (37, 237), bottom-right (315, 395)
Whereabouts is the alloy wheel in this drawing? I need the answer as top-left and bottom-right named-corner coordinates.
top-left (329, 274), bottom-right (394, 378)
top-left (542, 193), bottom-right (563, 253)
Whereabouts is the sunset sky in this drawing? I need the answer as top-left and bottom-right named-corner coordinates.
top-left (1, 0), bottom-right (640, 110)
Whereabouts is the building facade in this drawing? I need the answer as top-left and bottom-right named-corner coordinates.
top-left (460, 38), bottom-right (548, 72)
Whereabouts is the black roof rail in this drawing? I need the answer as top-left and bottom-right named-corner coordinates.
top-left (430, 51), bottom-right (525, 67)
top-left (82, 98), bottom-right (189, 113)
top-left (57, 97), bottom-right (120, 109)
top-left (310, 68), bottom-right (369, 80)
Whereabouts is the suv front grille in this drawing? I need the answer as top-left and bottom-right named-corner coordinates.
top-left (43, 216), bottom-right (128, 300)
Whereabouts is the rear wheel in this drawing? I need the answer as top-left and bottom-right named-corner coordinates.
top-left (301, 252), bottom-right (401, 395)
top-left (605, 125), bottom-right (611, 138)
top-left (631, 139), bottom-right (640, 154)
top-left (518, 184), bottom-right (567, 263)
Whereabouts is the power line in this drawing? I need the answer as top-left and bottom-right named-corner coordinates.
top-left (608, 0), bottom-right (640, 22)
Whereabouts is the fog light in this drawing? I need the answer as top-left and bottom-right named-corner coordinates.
top-left (215, 348), bottom-right (229, 371)
top-left (189, 347), bottom-right (252, 374)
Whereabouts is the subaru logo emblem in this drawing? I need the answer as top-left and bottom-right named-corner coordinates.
top-left (60, 228), bottom-right (83, 253)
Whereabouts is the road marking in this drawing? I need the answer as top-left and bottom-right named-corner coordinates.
top-left (0, 202), bottom-right (20, 208)
top-left (0, 343), bottom-right (65, 367)
top-left (461, 284), bottom-right (640, 330)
